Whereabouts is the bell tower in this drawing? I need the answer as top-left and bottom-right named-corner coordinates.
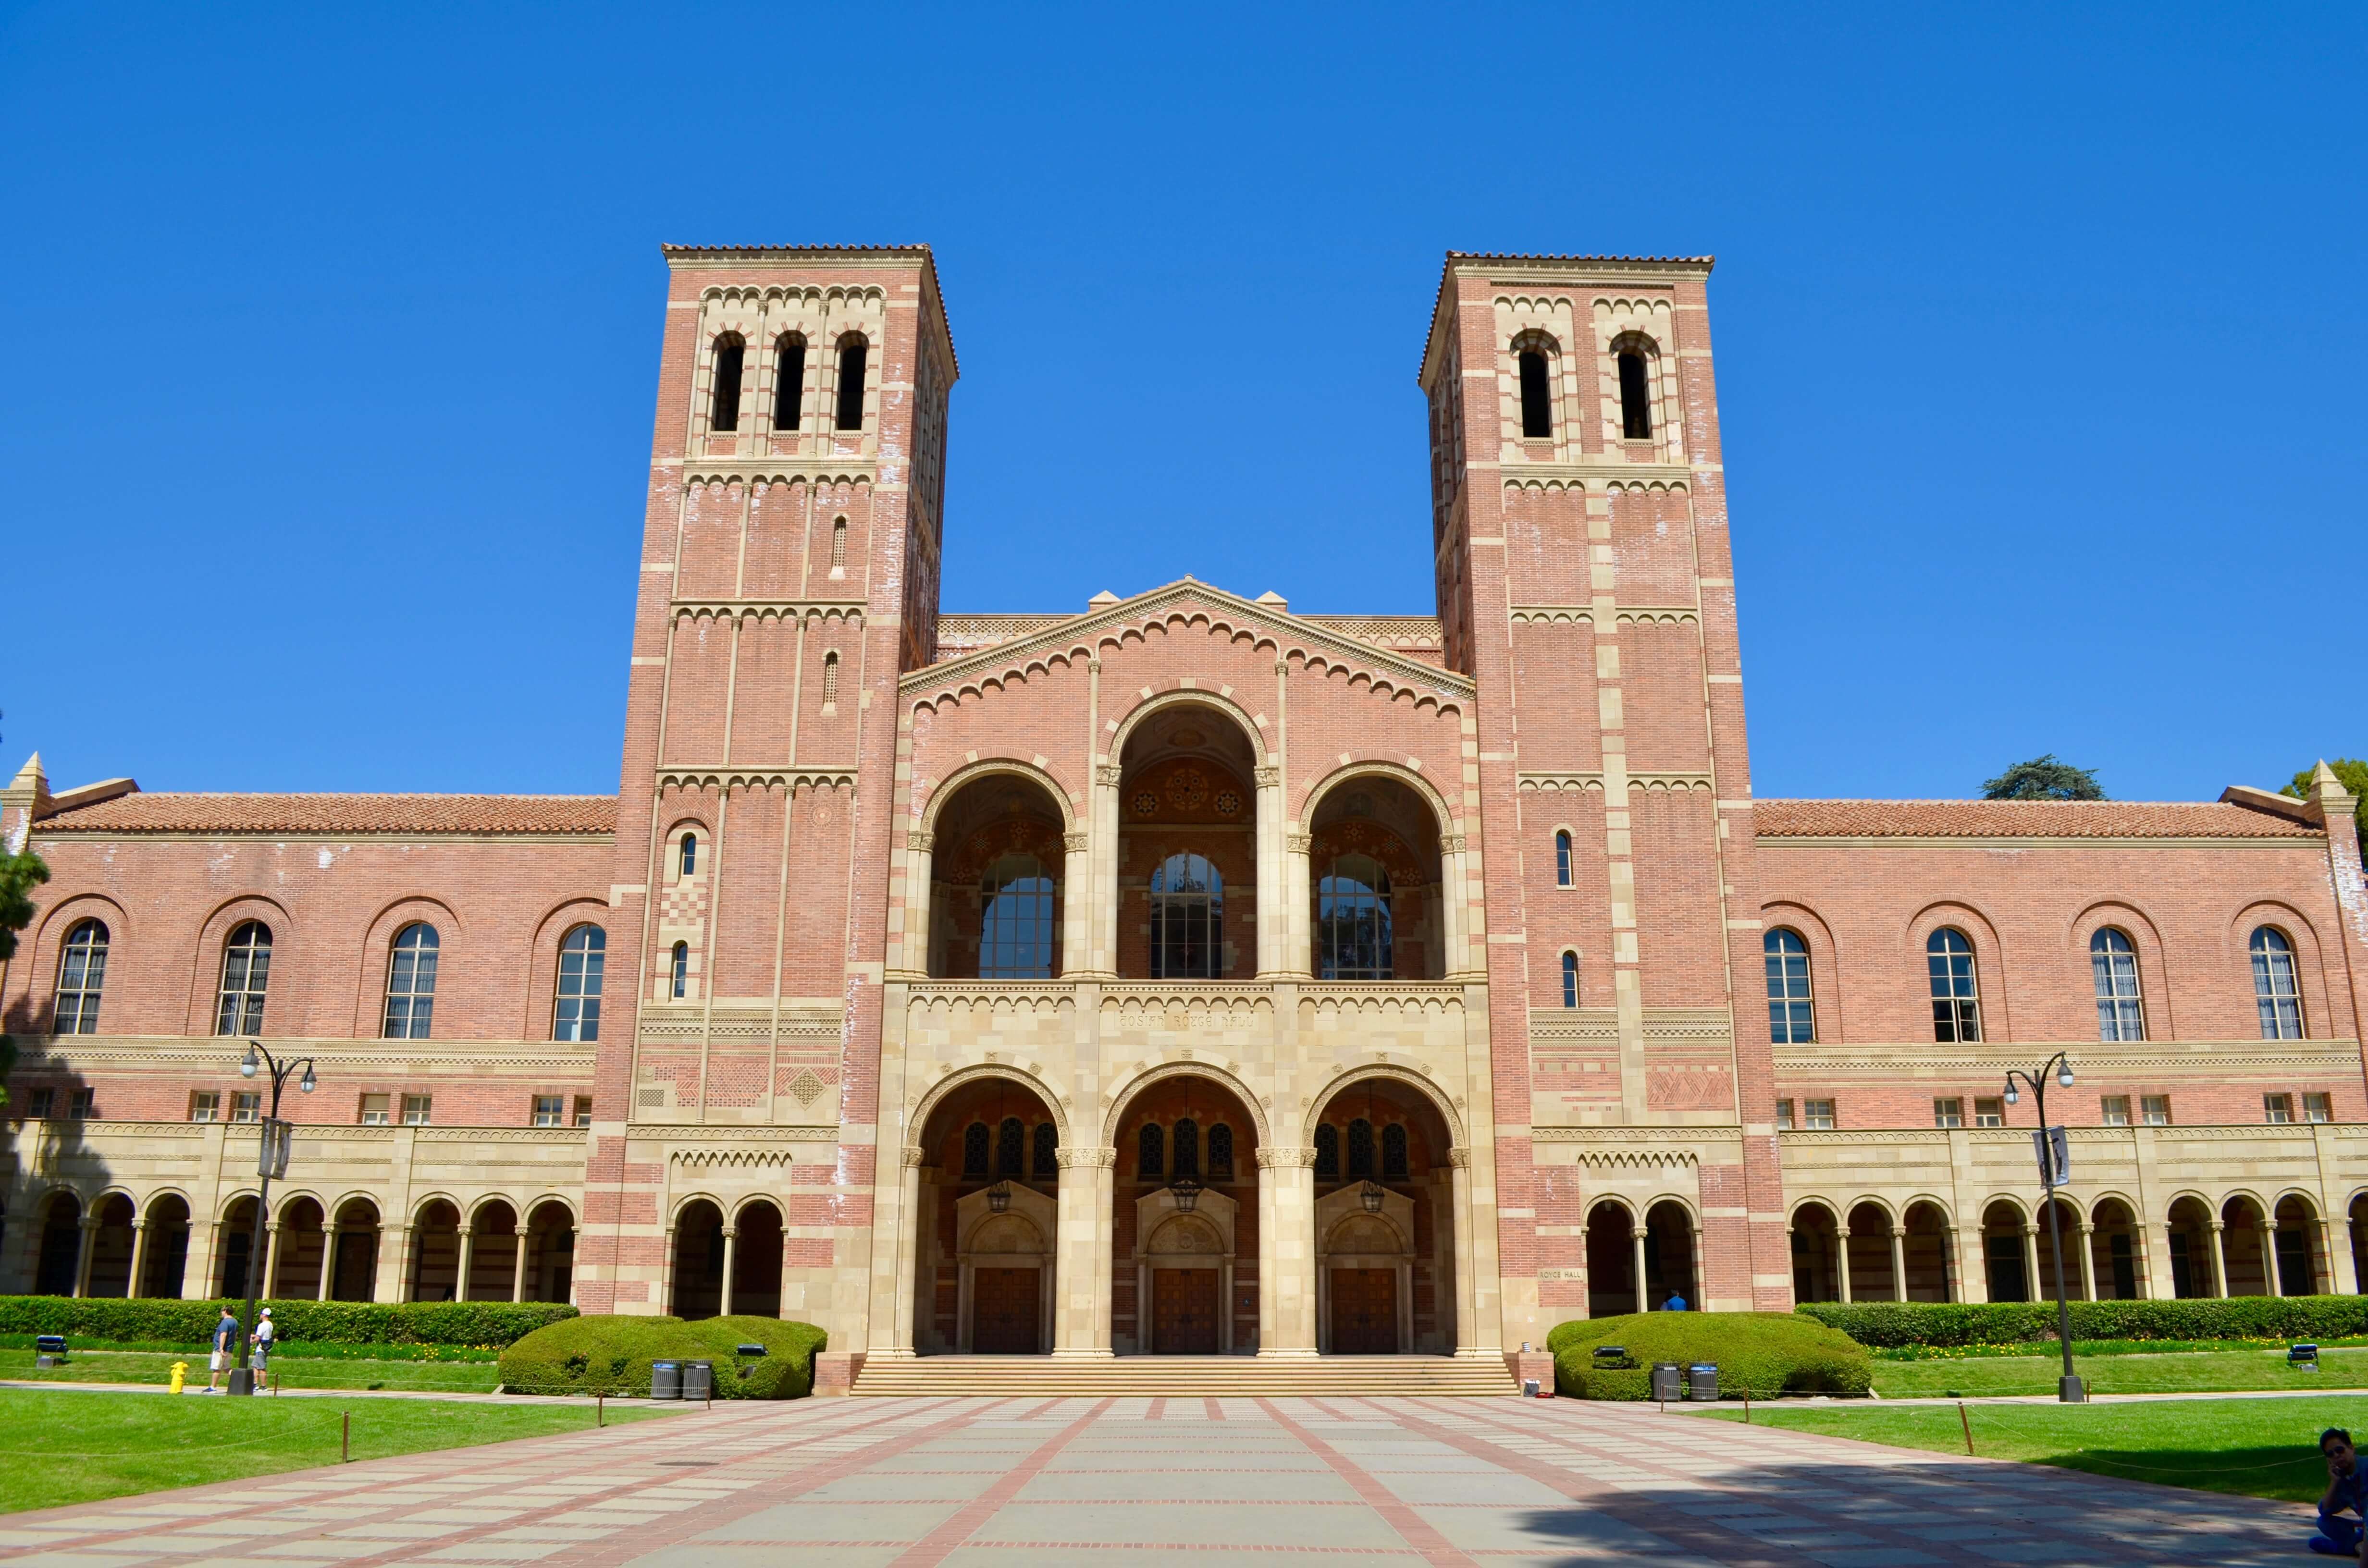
top-left (575, 245), bottom-right (956, 1332)
top-left (1419, 253), bottom-right (1790, 1331)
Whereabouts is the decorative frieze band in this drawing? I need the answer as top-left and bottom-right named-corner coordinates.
top-left (1256, 1145), bottom-right (1319, 1168)
top-left (1056, 1145), bottom-right (1119, 1168)
top-left (655, 767), bottom-right (859, 792)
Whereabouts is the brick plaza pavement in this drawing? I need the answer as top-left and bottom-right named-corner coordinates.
top-left (0, 1392), bottom-right (2313, 1566)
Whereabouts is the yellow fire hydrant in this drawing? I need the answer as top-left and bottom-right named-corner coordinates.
top-left (169, 1361), bottom-right (188, 1395)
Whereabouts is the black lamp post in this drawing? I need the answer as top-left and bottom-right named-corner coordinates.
top-left (228, 1040), bottom-right (315, 1396)
top-left (2004, 1051), bottom-right (2083, 1403)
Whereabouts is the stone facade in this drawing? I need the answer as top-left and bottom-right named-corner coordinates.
top-left (6, 247), bottom-right (2368, 1369)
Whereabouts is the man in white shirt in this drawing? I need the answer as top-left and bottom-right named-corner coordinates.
top-left (251, 1308), bottom-right (276, 1392)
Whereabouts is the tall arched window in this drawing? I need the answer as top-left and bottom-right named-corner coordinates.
top-left (2091, 928), bottom-right (2145, 1042)
top-left (382, 924), bottom-right (440, 1040)
top-left (1313, 1122), bottom-right (1340, 1179)
top-left (773, 333), bottom-right (805, 429)
top-left (53, 919), bottom-right (108, 1035)
top-left (679, 833), bottom-right (698, 877)
top-left (1518, 347), bottom-right (1553, 438)
top-left (1554, 829), bottom-right (1573, 887)
top-left (1150, 852), bottom-right (1223, 979)
top-left (2252, 927), bottom-right (2304, 1040)
top-left (829, 516), bottom-right (848, 569)
top-left (1033, 1121), bottom-right (1058, 1177)
top-left (834, 333), bottom-right (868, 430)
top-left (997, 1116), bottom-right (1025, 1176)
top-left (555, 925), bottom-right (605, 1042)
top-left (1208, 1123), bottom-right (1233, 1180)
top-left (1560, 950), bottom-right (1579, 1008)
top-left (1382, 1123), bottom-right (1409, 1179)
top-left (1927, 928), bottom-right (1981, 1043)
top-left (216, 921), bottom-right (271, 1037)
top-left (1617, 348), bottom-right (1653, 439)
top-left (821, 650), bottom-right (840, 707)
top-left (669, 940), bottom-right (689, 999)
top-left (980, 854), bottom-right (1056, 979)
top-left (963, 1121), bottom-right (990, 1176)
top-left (1317, 853), bottom-right (1391, 980)
top-left (1346, 1117), bottom-right (1376, 1179)
top-left (1172, 1118), bottom-right (1200, 1179)
top-left (1137, 1122), bottom-right (1164, 1179)
top-left (710, 334), bottom-right (745, 432)
top-left (1764, 928), bottom-right (1815, 1044)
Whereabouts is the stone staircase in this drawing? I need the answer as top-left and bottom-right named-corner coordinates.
top-left (849, 1353), bottom-right (1521, 1398)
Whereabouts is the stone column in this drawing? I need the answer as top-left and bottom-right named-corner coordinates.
top-left (2326, 1217), bottom-right (2357, 1296)
top-left (2133, 1216), bottom-right (2161, 1300)
top-left (1630, 1226), bottom-right (1649, 1310)
top-left (906, 830), bottom-right (937, 978)
top-left (1054, 1146), bottom-right (1115, 1356)
top-left (2266, 1221), bottom-right (2285, 1298)
top-left (660, 1225), bottom-right (677, 1314)
top-left (1258, 1145), bottom-right (1318, 1355)
top-left (319, 1225), bottom-right (341, 1301)
top-left (1274, 833), bottom-right (1309, 980)
top-left (1448, 1149), bottom-right (1480, 1349)
top-left (1889, 1226), bottom-right (1908, 1302)
top-left (512, 1225), bottom-right (531, 1304)
top-left (1834, 1225), bottom-right (1853, 1303)
top-left (126, 1220), bottom-right (150, 1300)
top-left (2019, 1224), bottom-right (2039, 1304)
top-left (1091, 756), bottom-right (1122, 975)
top-left (1061, 833), bottom-right (1090, 978)
top-left (1940, 1226), bottom-right (1960, 1302)
top-left (455, 1224), bottom-right (476, 1304)
top-left (262, 1220), bottom-right (284, 1300)
top-left (71, 1216), bottom-right (98, 1298)
top-left (2076, 1222), bottom-right (2098, 1301)
top-left (2208, 1220), bottom-right (2229, 1297)
top-left (887, 1149), bottom-right (928, 1354)
top-left (718, 1225), bottom-right (738, 1317)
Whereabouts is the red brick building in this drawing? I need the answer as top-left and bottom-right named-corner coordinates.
top-left (6, 247), bottom-right (2365, 1388)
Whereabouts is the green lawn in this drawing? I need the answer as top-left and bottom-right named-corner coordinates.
top-left (1871, 1346), bottom-right (2368, 1399)
top-left (1700, 1395), bottom-right (2363, 1504)
top-left (0, 1387), bottom-right (676, 1513)
top-left (0, 1348), bottom-right (501, 1393)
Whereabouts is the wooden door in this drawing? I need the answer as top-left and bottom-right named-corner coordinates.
top-left (1151, 1267), bottom-right (1218, 1354)
top-left (1330, 1268), bottom-right (1398, 1355)
top-left (973, 1267), bottom-right (1041, 1354)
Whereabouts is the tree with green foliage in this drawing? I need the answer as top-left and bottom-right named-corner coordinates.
top-left (0, 847), bottom-right (51, 1109)
top-left (2283, 758), bottom-right (2368, 859)
top-left (1982, 754), bottom-right (2106, 801)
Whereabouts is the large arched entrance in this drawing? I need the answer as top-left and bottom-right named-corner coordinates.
top-left (913, 1072), bottom-right (1063, 1354)
top-left (2166, 1195), bottom-right (2215, 1297)
top-left (2221, 1195), bottom-right (2271, 1296)
top-left (1304, 773), bottom-right (1448, 980)
top-left (2089, 1198), bottom-right (2143, 1299)
top-left (1310, 1074), bottom-right (1455, 1353)
top-left (141, 1194), bottom-right (192, 1299)
top-left (84, 1194), bottom-right (136, 1298)
top-left (328, 1199), bottom-right (381, 1301)
top-left (2273, 1194), bottom-right (2322, 1296)
top-left (1787, 1202), bottom-right (1840, 1303)
top-left (921, 770), bottom-right (1069, 980)
top-left (1901, 1200), bottom-right (1954, 1301)
top-left (1980, 1200), bottom-right (2030, 1302)
top-left (1115, 1071), bottom-right (1260, 1355)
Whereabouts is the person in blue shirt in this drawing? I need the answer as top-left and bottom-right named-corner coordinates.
top-left (1662, 1291), bottom-right (1688, 1312)
top-left (206, 1308), bottom-right (240, 1392)
top-left (2313, 1427), bottom-right (2367, 1556)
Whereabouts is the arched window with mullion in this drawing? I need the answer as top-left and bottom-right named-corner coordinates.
top-left (1150, 852), bottom-right (1223, 980)
top-left (216, 921), bottom-right (271, 1037)
top-left (54, 920), bottom-right (108, 1035)
top-left (555, 925), bottom-right (605, 1042)
top-left (2252, 927), bottom-right (2304, 1040)
top-left (1317, 853), bottom-right (1392, 980)
top-left (980, 853), bottom-right (1056, 979)
top-left (2090, 928), bottom-right (2145, 1041)
top-left (382, 923), bottom-right (440, 1041)
top-left (1764, 928), bottom-right (1814, 1044)
top-left (1926, 928), bottom-right (1981, 1043)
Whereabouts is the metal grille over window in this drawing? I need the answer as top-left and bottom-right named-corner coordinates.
top-left (979, 854), bottom-right (1055, 978)
top-left (1346, 1117), bottom-right (1375, 1179)
top-left (54, 919), bottom-right (107, 1035)
top-left (1317, 853), bottom-right (1392, 980)
top-left (1208, 1123), bottom-right (1233, 1180)
top-left (963, 1121), bottom-right (990, 1176)
top-left (1764, 928), bottom-right (1814, 1044)
top-left (2090, 928), bottom-right (2145, 1041)
top-left (216, 921), bottom-right (271, 1037)
top-left (1382, 1123), bottom-right (1409, 1178)
top-left (2252, 927), bottom-right (2304, 1040)
top-left (1137, 1122), bottom-right (1163, 1179)
top-left (382, 923), bottom-right (439, 1040)
top-left (1033, 1121), bottom-right (1058, 1176)
top-left (1926, 928), bottom-right (1981, 1042)
top-left (1150, 852), bottom-right (1223, 979)
top-left (555, 925), bottom-right (605, 1042)
top-left (996, 1116), bottom-right (1025, 1176)
top-left (1172, 1118), bottom-right (1199, 1179)
top-left (1313, 1122), bottom-right (1340, 1179)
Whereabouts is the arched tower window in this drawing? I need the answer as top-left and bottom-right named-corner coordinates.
top-left (1560, 950), bottom-right (1579, 1008)
top-left (1316, 853), bottom-right (1392, 980)
top-left (1033, 1121), bottom-right (1058, 1177)
top-left (1518, 347), bottom-right (1553, 438)
top-left (821, 650), bottom-right (840, 707)
top-left (997, 1116), bottom-right (1025, 1176)
top-left (1926, 928), bottom-right (1981, 1043)
top-left (1208, 1123), bottom-right (1233, 1180)
top-left (1617, 347), bottom-right (1653, 439)
top-left (1138, 1121), bottom-right (1164, 1180)
top-left (669, 940), bottom-right (689, 999)
top-left (382, 923), bottom-right (440, 1041)
top-left (2090, 928), bottom-right (2145, 1041)
top-left (216, 921), bottom-right (271, 1036)
top-left (963, 1121), bottom-right (990, 1176)
top-left (1764, 928), bottom-right (1815, 1044)
top-left (980, 854), bottom-right (1055, 979)
top-left (1313, 1121), bottom-right (1340, 1179)
top-left (1150, 852), bottom-right (1223, 979)
top-left (555, 924), bottom-right (605, 1042)
top-left (773, 333), bottom-right (805, 429)
top-left (1382, 1123), bottom-right (1409, 1179)
top-left (830, 515), bottom-right (848, 569)
top-left (1172, 1118), bottom-right (1200, 1179)
top-left (2252, 927), bottom-right (2304, 1040)
top-left (710, 334), bottom-right (745, 432)
top-left (834, 333), bottom-right (868, 430)
top-left (54, 919), bottom-right (108, 1035)
top-left (679, 833), bottom-right (698, 877)
top-left (1554, 829), bottom-right (1573, 887)
top-left (1346, 1117), bottom-right (1376, 1179)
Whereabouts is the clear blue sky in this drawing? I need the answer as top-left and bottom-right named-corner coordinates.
top-left (2, 2), bottom-right (2359, 802)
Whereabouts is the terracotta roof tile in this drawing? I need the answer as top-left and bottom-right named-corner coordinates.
top-left (1752, 799), bottom-right (2320, 840)
top-left (34, 793), bottom-right (617, 837)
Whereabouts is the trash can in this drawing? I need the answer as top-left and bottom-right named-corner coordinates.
top-left (683, 1360), bottom-right (714, 1401)
top-left (34, 1334), bottom-right (66, 1368)
top-left (1686, 1363), bottom-right (1719, 1401)
top-left (1651, 1361), bottom-right (1682, 1401)
top-left (651, 1360), bottom-right (682, 1400)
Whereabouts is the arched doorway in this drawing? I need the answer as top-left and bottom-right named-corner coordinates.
top-left (2352, 1193), bottom-right (2368, 1296)
top-left (922, 771), bottom-right (1068, 980)
top-left (2089, 1198), bottom-right (2143, 1299)
top-left (729, 1199), bottom-right (784, 1319)
top-left (85, 1195), bottom-right (136, 1298)
top-left (35, 1193), bottom-right (84, 1296)
top-left (1117, 704), bottom-right (1261, 980)
top-left (467, 1200), bottom-right (520, 1303)
top-left (1306, 773), bottom-right (1448, 980)
top-left (1900, 1200), bottom-right (1954, 1301)
top-left (1787, 1202), bottom-right (1840, 1303)
top-left (327, 1199), bottom-right (381, 1301)
top-left (2030, 1196), bottom-right (2084, 1303)
top-left (1641, 1200), bottom-right (1697, 1311)
top-left (408, 1200), bottom-right (462, 1302)
top-left (1114, 1071), bottom-right (1260, 1355)
top-left (1586, 1200), bottom-right (1640, 1315)
top-left (670, 1200), bottom-right (726, 1320)
top-left (273, 1197), bottom-right (326, 1301)
top-left (1844, 1202), bottom-right (1895, 1302)
top-left (2220, 1195), bottom-right (2270, 1296)
top-left (913, 1072), bottom-right (1064, 1354)
top-left (2273, 1194), bottom-right (2322, 1296)
top-left (2165, 1195), bottom-right (2215, 1297)
top-left (141, 1195), bottom-right (192, 1299)
top-left (216, 1196), bottom-right (259, 1299)
top-left (522, 1200), bottom-right (577, 1306)
top-left (1980, 1200), bottom-right (2030, 1303)
top-left (1311, 1074), bottom-right (1455, 1352)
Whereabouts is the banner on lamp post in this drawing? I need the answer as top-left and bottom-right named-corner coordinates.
top-left (258, 1118), bottom-right (293, 1180)
top-left (2032, 1125), bottom-right (2070, 1189)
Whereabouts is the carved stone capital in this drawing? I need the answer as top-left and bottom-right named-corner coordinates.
top-left (906, 829), bottom-right (935, 853)
top-left (1284, 832), bottom-right (1312, 855)
top-left (1062, 831), bottom-right (1090, 853)
top-left (1095, 764), bottom-right (1122, 787)
top-left (1441, 833), bottom-right (1468, 854)
top-left (720, 1225), bottom-right (738, 1239)
top-left (1446, 1146), bottom-right (1473, 1169)
top-left (1088, 658), bottom-right (1103, 673)
top-left (1057, 1145), bottom-right (1118, 1169)
top-left (1256, 1144), bottom-right (1319, 1169)
top-left (1254, 766), bottom-right (1282, 788)
top-left (901, 1144), bottom-right (928, 1169)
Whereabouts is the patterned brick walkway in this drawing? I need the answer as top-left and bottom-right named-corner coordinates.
top-left (0, 1394), bottom-right (2312, 1565)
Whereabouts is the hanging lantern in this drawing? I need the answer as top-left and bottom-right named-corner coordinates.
top-left (1359, 1180), bottom-right (1386, 1214)
top-left (986, 1181), bottom-right (1011, 1214)
top-left (1170, 1177), bottom-right (1202, 1213)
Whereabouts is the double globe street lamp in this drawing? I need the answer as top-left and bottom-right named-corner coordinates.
top-left (2003, 1051), bottom-right (2084, 1403)
top-left (227, 1040), bottom-right (316, 1396)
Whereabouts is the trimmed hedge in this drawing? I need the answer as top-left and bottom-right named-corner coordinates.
top-left (498, 1314), bottom-right (826, 1399)
top-left (0, 1297), bottom-right (575, 1348)
top-left (1798, 1296), bottom-right (2368, 1348)
top-left (1546, 1312), bottom-right (1872, 1400)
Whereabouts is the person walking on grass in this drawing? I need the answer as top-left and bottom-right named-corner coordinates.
top-left (206, 1306), bottom-right (240, 1393)
top-left (250, 1308), bottom-right (276, 1393)
top-left (2312, 1427), bottom-right (2367, 1557)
